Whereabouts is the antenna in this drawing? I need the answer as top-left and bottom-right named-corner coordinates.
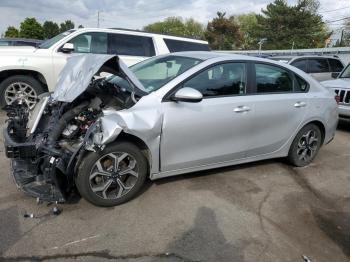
top-left (97, 11), bottom-right (100, 28)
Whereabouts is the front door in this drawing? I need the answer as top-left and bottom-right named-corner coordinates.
top-left (160, 62), bottom-right (255, 172)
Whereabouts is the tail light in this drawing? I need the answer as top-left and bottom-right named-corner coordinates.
top-left (335, 95), bottom-right (340, 105)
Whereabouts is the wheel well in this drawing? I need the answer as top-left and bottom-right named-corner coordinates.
top-left (117, 132), bottom-right (152, 167)
top-left (0, 70), bottom-right (48, 91)
top-left (308, 120), bottom-right (325, 144)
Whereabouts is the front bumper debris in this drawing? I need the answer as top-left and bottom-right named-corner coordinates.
top-left (4, 124), bottom-right (66, 203)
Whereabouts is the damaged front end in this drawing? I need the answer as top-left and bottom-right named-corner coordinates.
top-left (3, 54), bottom-right (148, 203)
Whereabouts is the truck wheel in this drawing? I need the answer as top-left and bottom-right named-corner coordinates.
top-left (0, 75), bottom-right (44, 109)
top-left (76, 141), bottom-right (148, 207)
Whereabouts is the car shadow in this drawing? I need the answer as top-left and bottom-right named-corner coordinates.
top-left (338, 120), bottom-right (350, 132)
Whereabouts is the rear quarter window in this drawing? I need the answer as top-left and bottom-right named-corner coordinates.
top-left (164, 38), bottom-right (210, 52)
top-left (328, 59), bottom-right (344, 72)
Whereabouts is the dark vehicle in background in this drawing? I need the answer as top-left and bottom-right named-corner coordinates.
top-left (270, 55), bottom-right (344, 81)
top-left (0, 38), bottom-right (43, 47)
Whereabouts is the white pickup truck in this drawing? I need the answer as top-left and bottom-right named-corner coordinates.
top-left (0, 28), bottom-right (209, 108)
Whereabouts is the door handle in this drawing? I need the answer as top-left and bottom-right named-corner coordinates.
top-left (234, 106), bottom-right (251, 113)
top-left (294, 101), bottom-right (306, 108)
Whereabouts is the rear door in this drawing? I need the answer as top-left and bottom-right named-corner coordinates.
top-left (308, 58), bottom-right (331, 81)
top-left (107, 33), bottom-right (155, 66)
top-left (247, 62), bottom-right (308, 157)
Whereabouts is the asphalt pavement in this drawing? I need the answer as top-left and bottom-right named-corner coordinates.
top-left (0, 112), bottom-right (349, 262)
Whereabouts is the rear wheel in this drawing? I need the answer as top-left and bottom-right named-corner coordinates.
top-left (76, 141), bottom-right (148, 207)
top-left (288, 124), bottom-right (322, 167)
top-left (0, 75), bottom-right (44, 109)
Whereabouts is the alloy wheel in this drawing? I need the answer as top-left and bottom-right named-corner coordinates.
top-left (89, 152), bottom-right (139, 200)
top-left (4, 82), bottom-right (38, 109)
top-left (296, 129), bottom-right (319, 162)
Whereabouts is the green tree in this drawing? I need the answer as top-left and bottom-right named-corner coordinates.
top-left (337, 18), bottom-right (350, 47)
top-left (19, 17), bottom-right (44, 39)
top-left (43, 21), bottom-right (60, 39)
top-left (78, 24), bottom-right (84, 28)
top-left (60, 20), bottom-right (75, 33)
top-left (236, 13), bottom-right (259, 50)
top-left (253, 0), bottom-right (330, 49)
top-left (144, 17), bottom-right (204, 39)
top-left (4, 26), bottom-right (19, 38)
top-left (205, 12), bottom-right (243, 50)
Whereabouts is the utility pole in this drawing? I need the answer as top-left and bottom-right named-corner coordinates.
top-left (97, 11), bottom-right (100, 28)
top-left (258, 38), bottom-right (267, 55)
top-left (340, 29), bottom-right (344, 46)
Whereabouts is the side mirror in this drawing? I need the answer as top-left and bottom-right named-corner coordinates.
top-left (331, 72), bottom-right (340, 79)
top-left (61, 43), bottom-right (74, 53)
top-left (172, 87), bottom-right (203, 103)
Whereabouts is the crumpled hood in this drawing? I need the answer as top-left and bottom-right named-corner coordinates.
top-left (321, 78), bottom-right (350, 89)
top-left (52, 54), bottom-right (147, 102)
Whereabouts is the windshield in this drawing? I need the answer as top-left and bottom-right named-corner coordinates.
top-left (38, 30), bottom-right (75, 49)
top-left (106, 55), bottom-right (203, 93)
top-left (340, 64), bottom-right (350, 78)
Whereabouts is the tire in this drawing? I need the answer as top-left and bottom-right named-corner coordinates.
top-left (288, 124), bottom-right (322, 167)
top-left (0, 75), bottom-right (44, 109)
top-left (76, 141), bottom-right (148, 207)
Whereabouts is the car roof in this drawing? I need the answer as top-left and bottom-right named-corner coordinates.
top-left (167, 51), bottom-right (268, 62)
top-left (272, 55), bottom-right (341, 60)
top-left (74, 28), bottom-right (208, 44)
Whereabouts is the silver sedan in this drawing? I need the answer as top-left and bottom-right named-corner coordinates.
top-left (4, 52), bottom-right (338, 206)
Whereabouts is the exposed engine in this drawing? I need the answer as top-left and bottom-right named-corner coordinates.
top-left (4, 75), bottom-right (135, 203)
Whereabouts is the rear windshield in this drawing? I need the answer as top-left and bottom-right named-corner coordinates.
top-left (164, 38), bottom-right (210, 52)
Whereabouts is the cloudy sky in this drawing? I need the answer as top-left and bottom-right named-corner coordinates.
top-left (0, 0), bottom-right (348, 37)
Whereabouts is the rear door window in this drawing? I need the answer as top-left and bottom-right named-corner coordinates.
top-left (255, 64), bottom-right (293, 93)
top-left (308, 58), bottom-right (329, 73)
top-left (164, 38), bottom-right (210, 52)
top-left (328, 59), bottom-right (344, 72)
top-left (290, 59), bottom-right (307, 72)
top-left (108, 33), bottom-right (155, 57)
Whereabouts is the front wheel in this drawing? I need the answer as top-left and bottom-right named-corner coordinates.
top-left (76, 141), bottom-right (148, 207)
top-left (0, 75), bottom-right (44, 109)
top-left (288, 124), bottom-right (322, 167)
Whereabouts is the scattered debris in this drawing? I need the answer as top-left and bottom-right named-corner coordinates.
top-left (23, 206), bottom-right (62, 219)
top-left (302, 255), bottom-right (312, 262)
top-left (52, 206), bottom-right (61, 216)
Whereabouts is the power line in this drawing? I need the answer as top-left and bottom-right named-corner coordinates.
top-left (326, 16), bottom-right (350, 23)
top-left (319, 5), bottom-right (350, 13)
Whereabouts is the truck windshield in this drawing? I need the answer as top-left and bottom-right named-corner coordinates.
top-left (38, 30), bottom-right (75, 49)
